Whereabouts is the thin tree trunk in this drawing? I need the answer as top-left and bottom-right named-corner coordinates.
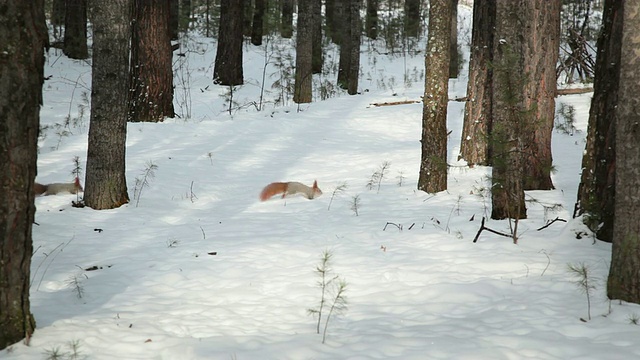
top-left (459, 0), bottom-right (495, 166)
top-left (449, 0), bottom-right (459, 78)
top-left (366, 0), bottom-right (379, 39)
top-left (311, 0), bottom-right (323, 74)
top-left (281, 0), bottom-right (294, 38)
top-left (169, 0), bottom-right (179, 39)
top-left (85, 0), bottom-right (132, 210)
top-left (0, 0), bottom-right (46, 349)
top-left (404, 0), bottom-right (421, 38)
top-left (418, 0), bottom-right (452, 193)
top-left (608, 0), bottom-right (640, 304)
top-left (575, 0), bottom-right (621, 242)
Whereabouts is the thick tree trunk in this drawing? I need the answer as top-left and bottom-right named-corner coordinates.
top-left (366, 0), bottom-right (379, 40)
top-left (490, 0), bottom-right (528, 220)
top-left (213, 0), bottom-right (244, 86)
top-left (251, 0), bottom-right (265, 46)
top-left (521, 1), bottom-right (560, 191)
top-left (63, 0), bottom-right (88, 59)
top-left (169, 0), bottom-right (179, 40)
top-left (0, 0), bottom-right (46, 349)
top-left (575, 0), bottom-right (621, 242)
top-left (404, 0), bottom-right (421, 38)
top-left (129, 0), bottom-right (175, 122)
top-left (294, 0), bottom-right (313, 103)
top-left (459, 0), bottom-right (495, 167)
top-left (608, 1), bottom-right (640, 304)
top-left (326, 0), bottom-right (342, 45)
top-left (337, 0), bottom-right (361, 95)
top-left (85, 0), bottom-right (132, 210)
top-left (281, 0), bottom-right (294, 38)
top-left (418, 0), bottom-right (452, 193)
top-left (243, 0), bottom-right (253, 37)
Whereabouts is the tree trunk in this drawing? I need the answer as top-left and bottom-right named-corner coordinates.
top-left (0, 0), bottom-right (46, 349)
top-left (213, 0), bottom-right (244, 86)
top-left (326, 0), bottom-right (342, 45)
top-left (63, 0), bottom-right (88, 59)
top-left (366, 0), bottom-right (379, 40)
top-left (448, 0), bottom-right (459, 78)
top-left (417, 0), bottom-right (452, 193)
top-left (179, 0), bottom-right (191, 32)
top-left (85, 0), bottom-right (132, 210)
top-left (281, 0), bottom-right (294, 38)
top-left (459, 0), bottom-right (495, 166)
top-left (521, 1), bottom-right (560, 190)
top-left (169, 0), bottom-right (179, 40)
top-left (129, 0), bottom-right (175, 122)
top-left (608, 1), bottom-right (640, 304)
top-left (294, 0), bottom-right (313, 103)
top-left (251, 0), bottom-right (265, 45)
top-left (490, 0), bottom-right (528, 220)
top-left (404, 0), bottom-right (421, 38)
top-left (337, 0), bottom-right (361, 95)
top-left (575, 0), bottom-right (621, 242)
top-left (311, 0), bottom-right (323, 74)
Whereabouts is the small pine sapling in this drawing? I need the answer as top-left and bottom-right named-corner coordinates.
top-left (322, 279), bottom-right (348, 344)
top-left (308, 250), bottom-right (337, 334)
top-left (327, 182), bottom-right (348, 211)
top-left (366, 161), bottom-right (391, 193)
top-left (350, 194), bottom-right (361, 216)
top-left (133, 160), bottom-right (158, 207)
top-left (567, 262), bottom-right (596, 321)
top-left (71, 156), bottom-right (84, 206)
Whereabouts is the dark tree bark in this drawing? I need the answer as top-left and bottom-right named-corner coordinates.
top-left (575, 0), bottom-right (621, 243)
top-left (459, 0), bottom-right (495, 166)
top-left (337, 0), bottom-right (361, 95)
top-left (251, 0), bottom-right (265, 45)
top-left (85, 0), bottom-right (132, 210)
top-left (243, 0), bottom-right (253, 37)
top-left (213, 0), bottom-right (244, 86)
top-left (311, 0), bottom-right (323, 74)
top-left (52, 0), bottom-right (65, 26)
top-left (417, 0), bottom-right (452, 193)
top-left (0, 0), bottom-right (47, 349)
top-left (294, 0), bottom-right (313, 103)
top-left (521, 1), bottom-right (560, 191)
top-left (169, 0), bottom-right (179, 40)
top-left (404, 0), bottom-right (421, 38)
top-left (326, 0), bottom-right (342, 45)
top-left (281, 0), bottom-right (294, 38)
top-left (63, 0), bottom-right (88, 59)
top-left (366, 0), bottom-right (379, 40)
top-left (179, 0), bottom-right (191, 32)
top-left (129, 0), bottom-right (175, 122)
top-left (449, 0), bottom-right (459, 78)
top-left (490, 0), bottom-right (528, 220)
top-left (608, 0), bottom-right (640, 304)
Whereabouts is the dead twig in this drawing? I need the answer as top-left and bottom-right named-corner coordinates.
top-left (472, 217), bottom-right (512, 243)
top-left (536, 217), bottom-right (567, 231)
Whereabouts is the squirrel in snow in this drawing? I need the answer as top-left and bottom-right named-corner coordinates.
top-left (34, 177), bottom-right (83, 196)
top-left (259, 180), bottom-right (322, 201)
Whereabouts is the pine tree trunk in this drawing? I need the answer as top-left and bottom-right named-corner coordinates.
top-left (129, 0), bottom-right (175, 122)
top-left (63, 0), bottom-right (88, 59)
top-left (448, 0), bottom-right (459, 78)
top-left (326, 0), bottom-right (342, 45)
top-left (417, 0), bottom-right (451, 193)
top-left (251, 0), bottom-right (265, 46)
top-left (459, 0), bottom-right (495, 167)
top-left (490, 0), bottom-right (528, 220)
top-left (311, 0), bottom-right (323, 74)
top-left (404, 0), bottom-right (421, 38)
top-left (521, 1), bottom-right (560, 191)
top-left (608, 0), bottom-right (640, 304)
top-left (179, 0), bottom-right (191, 32)
top-left (366, 0), bottom-right (379, 40)
top-left (213, 0), bottom-right (244, 86)
top-left (281, 0), bottom-right (294, 38)
top-left (575, 0), bottom-right (621, 242)
top-left (338, 0), bottom-right (360, 94)
top-left (85, 0), bottom-right (132, 210)
top-left (294, 0), bottom-right (313, 103)
top-left (169, 0), bottom-right (179, 40)
top-left (0, 0), bottom-right (46, 349)
top-left (243, 0), bottom-right (253, 37)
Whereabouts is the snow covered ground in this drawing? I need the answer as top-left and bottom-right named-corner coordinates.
top-left (4, 5), bottom-right (640, 360)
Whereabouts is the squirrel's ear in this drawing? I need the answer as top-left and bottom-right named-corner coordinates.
top-left (313, 180), bottom-right (318, 187)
